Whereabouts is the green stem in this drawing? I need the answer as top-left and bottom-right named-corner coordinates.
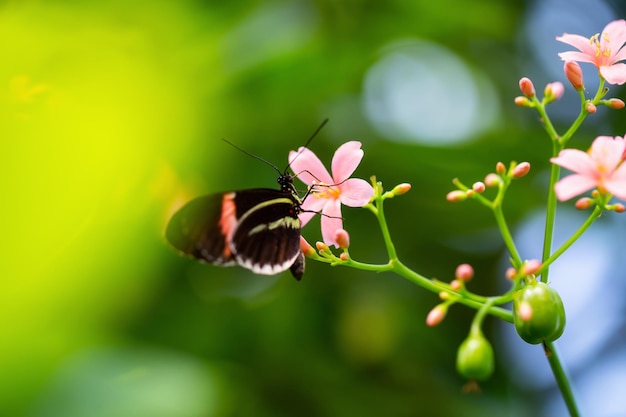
top-left (541, 140), bottom-right (562, 283)
top-left (376, 192), bottom-right (398, 261)
top-left (393, 260), bottom-right (513, 322)
top-left (544, 341), bottom-right (581, 417)
top-left (493, 203), bottom-right (522, 267)
top-left (540, 206), bottom-right (603, 274)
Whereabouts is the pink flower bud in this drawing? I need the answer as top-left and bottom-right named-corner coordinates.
top-left (334, 229), bottom-right (350, 249)
top-left (519, 77), bottom-right (535, 98)
top-left (446, 190), bottom-right (467, 202)
top-left (340, 252), bottom-right (350, 261)
top-left (610, 203), bottom-right (626, 213)
top-left (484, 173), bottom-right (501, 187)
top-left (455, 263), bottom-right (474, 282)
top-left (496, 162), bottom-right (506, 174)
top-left (586, 102), bottom-right (597, 113)
top-left (392, 183), bottom-right (412, 195)
top-left (505, 267), bottom-right (517, 280)
top-left (426, 305), bottom-right (448, 327)
top-left (516, 301), bottom-right (533, 322)
top-left (520, 259), bottom-right (542, 276)
top-left (300, 236), bottom-right (316, 256)
top-left (450, 279), bottom-right (462, 291)
top-left (472, 182), bottom-right (485, 193)
top-left (575, 197), bottom-right (594, 210)
top-left (514, 96), bottom-right (532, 107)
top-left (607, 98), bottom-right (625, 109)
top-left (564, 61), bottom-right (584, 91)
top-left (316, 241), bottom-right (329, 252)
top-left (465, 189), bottom-right (475, 198)
top-left (512, 162), bottom-right (531, 179)
top-left (544, 82), bottom-right (564, 102)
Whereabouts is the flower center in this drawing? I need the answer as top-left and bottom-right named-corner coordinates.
top-left (311, 182), bottom-right (341, 200)
top-left (590, 32), bottom-right (612, 62)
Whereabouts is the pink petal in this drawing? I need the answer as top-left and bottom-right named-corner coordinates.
top-left (338, 178), bottom-right (374, 207)
top-left (599, 63), bottom-right (626, 85)
top-left (550, 149), bottom-right (597, 176)
top-left (589, 136), bottom-right (626, 171)
top-left (299, 196), bottom-right (327, 227)
top-left (605, 162), bottom-right (626, 200)
top-left (331, 141), bottom-right (364, 183)
top-left (289, 147), bottom-right (333, 186)
top-left (612, 45), bottom-right (626, 63)
top-left (602, 19), bottom-right (626, 48)
top-left (554, 174), bottom-right (598, 201)
top-left (321, 201), bottom-right (343, 248)
top-left (556, 33), bottom-right (596, 56)
top-left (558, 51), bottom-right (596, 64)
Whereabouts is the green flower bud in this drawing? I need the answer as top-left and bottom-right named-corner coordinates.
top-left (456, 332), bottom-right (495, 381)
top-left (513, 281), bottom-right (566, 345)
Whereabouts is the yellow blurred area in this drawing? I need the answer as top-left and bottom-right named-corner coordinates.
top-left (0, 1), bottom-right (219, 411)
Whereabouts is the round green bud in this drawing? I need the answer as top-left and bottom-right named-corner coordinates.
top-left (513, 281), bottom-right (566, 345)
top-left (456, 332), bottom-right (495, 381)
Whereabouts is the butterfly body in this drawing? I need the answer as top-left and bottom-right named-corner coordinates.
top-left (166, 174), bottom-right (305, 280)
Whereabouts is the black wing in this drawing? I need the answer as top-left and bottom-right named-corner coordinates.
top-left (230, 190), bottom-right (303, 278)
top-left (166, 189), bottom-right (304, 279)
top-left (165, 193), bottom-right (236, 266)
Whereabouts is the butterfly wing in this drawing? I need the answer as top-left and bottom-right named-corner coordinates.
top-left (166, 193), bottom-right (238, 265)
top-left (166, 189), bottom-right (304, 279)
top-left (229, 189), bottom-right (303, 279)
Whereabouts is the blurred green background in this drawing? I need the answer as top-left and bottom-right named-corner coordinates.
top-left (2, 1), bottom-right (626, 416)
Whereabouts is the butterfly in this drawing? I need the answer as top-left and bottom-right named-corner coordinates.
top-left (165, 121), bottom-right (328, 281)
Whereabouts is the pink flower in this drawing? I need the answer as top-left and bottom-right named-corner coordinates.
top-left (289, 141), bottom-right (374, 247)
top-left (550, 136), bottom-right (626, 201)
top-left (556, 20), bottom-right (626, 85)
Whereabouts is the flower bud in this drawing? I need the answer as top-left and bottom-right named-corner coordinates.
top-left (456, 331), bottom-right (495, 381)
top-left (339, 252), bottom-right (349, 261)
top-left (564, 61), bottom-right (584, 91)
top-left (544, 82), bottom-right (564, 102)
top-left (575, 197), bottom-right (594, 210)
top-left (516, 300), bottom-right (533, 322)
top-left (391, 182), bottom-right (412, 195)
top-left (316, 241), bottom-right (329, 252)
top-left (446, 190), bottom-right (467, 202)
top-left (300, 236), bottom-right (316, 256)
top-left (484, 173), bottom-right (501, 187)
top-left (335, 229), bottom-right (350, 249)
top-left (426, 304), bottom-right (448, 327)
top-left (520, 259), bottom-right (542, 276)
top-left (472, 182), bottom-right (485, 193)
top-left (518, 77), bottom-right (535, 98)
top-left (607, 98), bottom-right (625, 109)
top-left (496, 162), bottom-right (506, 174)
top-left (513, 281), bottom-right (566, 345)
top-left (505, 267), bottom-right (517, 280)
top-left (450, 279), bottom-right (463, 291)
top-left (455, 263), bottom-right (474, 282)
top-left (512, 162), bottom-right (531, 179)
top-left (586, 102), bottom-right (597, 113)
top-left (613, 203), bottom-right (626, 213)
top-left (514, 96), bottom-right (533, 107)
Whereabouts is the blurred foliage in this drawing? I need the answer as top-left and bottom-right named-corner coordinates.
top-left (1, 1), bottom-right (623, 416)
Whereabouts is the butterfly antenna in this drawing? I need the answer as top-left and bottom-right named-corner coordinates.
top-left (285, 118), bottom-right (329, 173)
top-left (222, 138), bottom-right (282, 175)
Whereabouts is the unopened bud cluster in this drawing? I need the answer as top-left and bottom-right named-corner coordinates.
top-left (426, 264), bottom-right (475, 327)
top-left (514, 76), bottom-right (564, 107)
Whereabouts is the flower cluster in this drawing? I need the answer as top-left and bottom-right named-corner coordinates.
top-left (289, 141), bottom-right (374, 248)
top-left (557, 19), bottom-right (626, 85)
top-left (551, 136), bottom-right (626, 202)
